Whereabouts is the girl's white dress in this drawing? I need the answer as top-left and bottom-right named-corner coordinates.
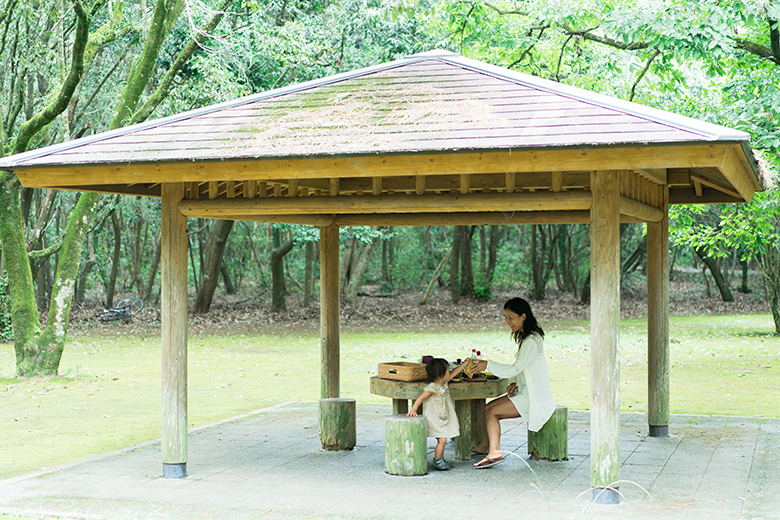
top-left (422, 382), bottom-right (460, 438)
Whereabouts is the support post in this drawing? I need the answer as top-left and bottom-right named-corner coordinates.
top-left (320, 223), bottom-right (340, 398)
top-left (161, 183), bottom-right (188, 478)
top-left (647, 187), bottom-right (670, 437)
top-left (590, 170), bottom-right (621, 503)
top-left (318, 398), bottom-right (356, 450)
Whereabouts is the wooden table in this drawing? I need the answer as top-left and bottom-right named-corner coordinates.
top-left (370, 376), bottom-right (509, 460)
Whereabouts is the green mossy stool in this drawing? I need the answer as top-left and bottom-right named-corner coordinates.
top-left (385, 414), bottom-right (428, 476)
top-left (318, 398), bottom-right (356, 450)
top-left (528, 405), bottom-right (568, 461)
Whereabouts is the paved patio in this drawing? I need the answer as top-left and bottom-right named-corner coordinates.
top-left (1, 402), bottom-right (778, 519)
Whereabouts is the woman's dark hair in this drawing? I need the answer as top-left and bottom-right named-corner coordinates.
top-left (504, 297), bottom-right (544, 345)
top-left (425, 358), bottom-right (449, 382)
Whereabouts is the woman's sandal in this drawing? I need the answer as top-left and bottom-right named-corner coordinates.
top-left (473, 456), bottom-right (504, 469)
top-left (470, 448), bottom-right (488, 458)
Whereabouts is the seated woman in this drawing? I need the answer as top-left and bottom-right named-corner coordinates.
top-left (468, 297), bottom-right (556, 468)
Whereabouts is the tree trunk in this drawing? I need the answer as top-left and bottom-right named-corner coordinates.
top-left (486, 225), bottom-right (500, 282)
top-left (75, 231), bottom-right (97, 305)
top-left (106, 211), bottom-right (122, 308)
top-left (450, 226), bottom-right (462, 303)
top-left (271, 229), bottom-right (294, 312)
top-left (621, 235), bottom-right (647, 277)
top-left (459, 225), bottom-right (475, 297)
top-left (739, 258), bottom-right (751, 293)
top-left (339, 238), bottom-right (355, 292)
top-left (345, 234), bottom-right (381, 304)
top-left (694, 246), bottom-right (734, 302)
top-left (194, 219), bottom-right (234, 314)
top-left (303, 240), bottom-right (315, 307)
top-left (220, 262), bottom-right (235, 295)
top-left (144, 234), bottom-right (162, 302)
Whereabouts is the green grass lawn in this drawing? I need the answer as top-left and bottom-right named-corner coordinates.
top-left (1, 314), bottom-right (777, 481)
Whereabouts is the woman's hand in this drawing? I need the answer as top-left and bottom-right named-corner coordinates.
top-left (506, 382), bottom-right (518, 397)
top-left (406, 410), bottom-right (418, 417)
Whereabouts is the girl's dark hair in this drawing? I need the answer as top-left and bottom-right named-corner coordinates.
top-left (504, 297), bottom-right (544, 345)
top-left (425, 358), bottom-right (449, 382)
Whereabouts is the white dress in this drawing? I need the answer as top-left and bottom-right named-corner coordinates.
top-left (486, 332), bottom-right (556, 432)
top-left (422, 382), bottom-right (460, 438)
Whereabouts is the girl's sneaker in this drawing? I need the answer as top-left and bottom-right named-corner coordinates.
top-left (433, 458), bottom-right (453, 471)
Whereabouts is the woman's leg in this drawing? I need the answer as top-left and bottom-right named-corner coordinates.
top-left (483, 398), bottom-right (520, 459)
top-left (473, 396), bottom-right (513, 453)
top-left (434, 437), bottom-right (447, 460)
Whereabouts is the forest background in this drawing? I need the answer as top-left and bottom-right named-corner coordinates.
top-left (1, 0), bottom-right (779, 378)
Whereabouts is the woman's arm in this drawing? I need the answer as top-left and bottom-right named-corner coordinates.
top-left (407, 391), bottom-right (433, 416)
top-left (485, 334), bottom-right (543, 379)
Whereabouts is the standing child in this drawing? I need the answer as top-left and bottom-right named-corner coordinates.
top-left (406, 358), bottom-right (467, 470)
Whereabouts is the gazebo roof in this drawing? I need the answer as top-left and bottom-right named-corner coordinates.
top-left (0, 49), bottom-right (763, 216)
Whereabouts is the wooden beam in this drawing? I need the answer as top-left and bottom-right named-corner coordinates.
top-left (669, 188), bottom-right (743, 204)
top-left (11, 144), bottom-right (735, 188)
top-left (635, 168), bottom-right (667, 184)
top-left (179, 191), bottom-right (593, 217)
top-left (288, 179), bottom-right (298, 197)
top-left (505, 172), bottom-right (516, 193)
top-left (619, 196), bottom-right (664, 222)
top-left (160, 183), bottom-right (188, 478)
top-left (330, 178), bottom-right (340, 196)
top-left (334, 211), bottom-right (590, 226)
top-left (460, 174), bottom-right (470, 194)
top-left (589, 170), bottom-right (621, 503)
top-left (551, 171), bottom-right (563, 192)
top-left (320, 223), bottom-right (340, 399)
top-left (415, 175), bottom-right (425, 195)
top-left (647, 186), bottom-right (670, 437)
top-left (372, 177), bottom-right (382, 195)
top-left (719, 144), bottom-right (760, 201)
top-left (691, 175), bottom-right (740, 199)
top-left (211, 214), bottom-right (334, 226)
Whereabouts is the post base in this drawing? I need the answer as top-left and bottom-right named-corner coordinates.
top-left (592, 487), bottom-right (620, 504)
top-left (163, 463), bottom-right (187, 478)
top-left (649, 425), bottom-right (669, 437)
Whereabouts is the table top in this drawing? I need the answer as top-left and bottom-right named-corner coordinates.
top-left (369, 376), bottom-right (509, 400)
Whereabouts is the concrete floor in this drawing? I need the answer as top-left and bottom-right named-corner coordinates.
top-left (1, 402), bottom-right (778, 519)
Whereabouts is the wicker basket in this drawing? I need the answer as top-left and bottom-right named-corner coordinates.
top-left (378, 361), bottom-right (427, 382)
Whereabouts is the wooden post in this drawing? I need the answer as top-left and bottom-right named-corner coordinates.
top-left (590, 170), bottom-right (621, 503)
top-left (528, 405), bottom-right (568, 461)
top-left (161, 183), bottom-right (188, 478)
top-left (454, 400), bottom-right (473, 460)
top-left (647, 186), bottom-right (670, 437)
top-left (385, 415), bottom-right (428, 476)
top-left (318, 398), bottom-right (356, 450)
top-left (320, 223), bottom-right (340, 399)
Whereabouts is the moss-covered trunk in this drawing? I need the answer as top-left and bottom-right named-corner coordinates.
top-left (14, 191), bottom-right (102, 376)
top-left (0, 173), bottom-right (42, 370)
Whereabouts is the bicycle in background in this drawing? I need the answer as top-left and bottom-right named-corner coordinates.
top-left (96, 297), bottom-right (144, 324)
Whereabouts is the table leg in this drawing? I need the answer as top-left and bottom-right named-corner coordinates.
top-left (454, 400), bottom-right (473, 460)
top-left (392, 399), bottom-right (408, 415)
top-left (472, 399), bottom-right (486, 447)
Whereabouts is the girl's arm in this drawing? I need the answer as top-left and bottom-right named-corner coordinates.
top-left (442, 361), bottom-right (468, 382)
top-left (407, 391), bottom-right (433, 416)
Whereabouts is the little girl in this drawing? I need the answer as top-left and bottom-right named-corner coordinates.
top-left (406, 358), bottom-right (467, 470)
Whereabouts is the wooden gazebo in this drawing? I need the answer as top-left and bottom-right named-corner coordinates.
top-left (0, 50), bottom-right (762, 502)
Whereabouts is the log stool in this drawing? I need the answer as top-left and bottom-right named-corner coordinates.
top-left (318, 398), bottom-right (356, 450)
top-left (385, 414), bottom-right (427, 476)
top-left (527, 405), bottom-right (568, 461)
